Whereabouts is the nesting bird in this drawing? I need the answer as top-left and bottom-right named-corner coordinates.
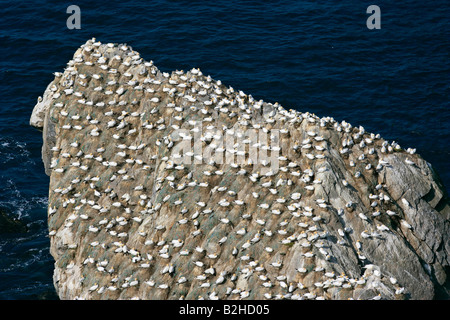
top-left (38, 38), bottom-right (429, 301)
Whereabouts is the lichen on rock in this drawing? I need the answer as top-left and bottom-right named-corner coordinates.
top-left (31, 38), bottom-right (450, 300)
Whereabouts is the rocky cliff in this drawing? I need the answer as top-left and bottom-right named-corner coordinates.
top-left (30, 38), bottom-right (450, 300)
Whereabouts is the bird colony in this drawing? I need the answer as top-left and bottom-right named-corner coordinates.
top-left (32, 38), bottom-right (450, 300)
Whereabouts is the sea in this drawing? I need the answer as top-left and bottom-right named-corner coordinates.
top-left (0, 0), bottom-right (448, 299)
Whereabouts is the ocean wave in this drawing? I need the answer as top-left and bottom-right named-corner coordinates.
top-left (0, 179), bottom-right (47, 220)
top-left (0, 137), bottom-right (35, 166)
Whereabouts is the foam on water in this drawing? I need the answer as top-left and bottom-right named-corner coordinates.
top-left (0, 136), bottom-right (52, 299)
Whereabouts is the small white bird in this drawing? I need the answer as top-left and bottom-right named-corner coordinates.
top-left (386, 210), bottom-right (397, 216)
top-left (359, 212), bottom-right (368, 220)
top-left (401, 220), bottom-right (412, 229)
top-left (270, 261), bottom-right (282, 268)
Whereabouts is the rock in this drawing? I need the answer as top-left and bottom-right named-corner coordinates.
top-left (31, 38), bottom-right (450, 300)
top-left (30, 82), bottom-right (54, 129)
top-left (0, 209), bottom-right (27, 234)
top-left (31, 80), bottom-right (58, 175)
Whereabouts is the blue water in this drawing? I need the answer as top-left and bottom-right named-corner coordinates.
top-left (0, 0), bottom-right (448, 299)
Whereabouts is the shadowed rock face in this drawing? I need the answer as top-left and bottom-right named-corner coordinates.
top-left (31, 38), bottom-right (450, 300)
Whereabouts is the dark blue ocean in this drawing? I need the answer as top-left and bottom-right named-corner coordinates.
top-left (0, 0), bottom-right (448, 299)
